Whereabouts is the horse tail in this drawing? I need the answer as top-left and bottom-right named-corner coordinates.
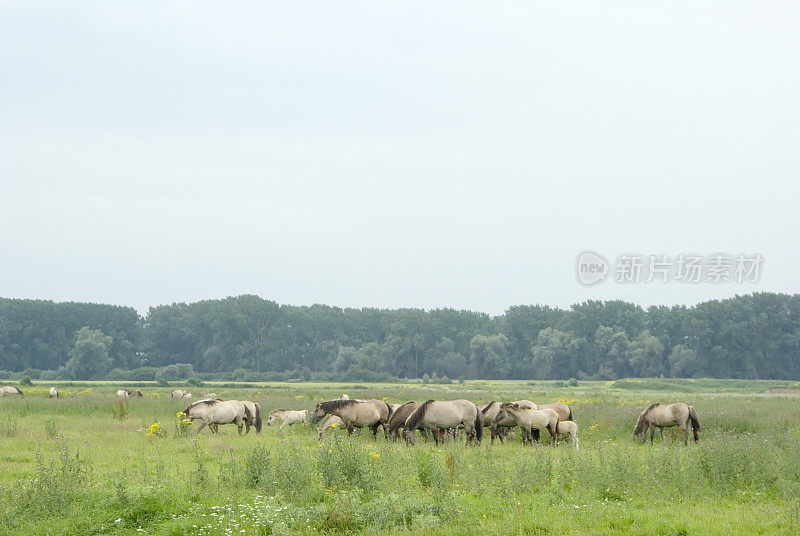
top-left (567, 406), bottom-right (573, 421)
top-left (474, 407), bottom-right (483, 442)
top-left (405, 400), bottom-right (434, 432)
top-left (688, 406), bottom-right (700, 442)
top-left (243, 404), bottom-right (253, 424)
top-left (385, 402), bottom-right (393, 421)
top-left (254, 403), bottom-right (262, 433)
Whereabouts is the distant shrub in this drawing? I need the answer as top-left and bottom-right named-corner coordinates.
top-left (186, 375), bottom-right (204, 387)
top-left (155, 363), bottom-right (195, 382)
top-left (19, 376), bottom-right (33, 386)
top-left (156, 378), bottom-right (169, 387)
top-left (568, 378), bottom-right (578, 387)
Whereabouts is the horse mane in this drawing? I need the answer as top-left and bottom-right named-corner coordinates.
top-left (405, 399), bottom-right (435, 431)
top-left (482, 402), bottom-right (496, 415)
top-left (634, 403), bottom-right (660, 435)
top-left (318, 399), bottom-right (359, 412)
top-left (187, 399), bottom-right (219, 410)
top-left (385, 402), bottom-right (393, 418)
top-left (642, 403), bottom-right (660, 418)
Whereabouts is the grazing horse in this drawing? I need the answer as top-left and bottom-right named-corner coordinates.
top-left (201, 392), bottom-right (218, 399)
top-left (499, 403), bottom-right (559, 446)
top-left (184, 399), bottom-right (251, 435)
top-left (556, 420), bottom-right (579, 450)
top-left (0, 386), bottom-right (23, 397)
top-left (311, 399), bottom-right (391, 438)
top-left (116, 390), bottom-right (142, 397)
top-left (634, 403), bottom-right (700, 445)
top-left (170, 389), bottom-right (191, 399)
top-left (386, 401), bottom-right (421, 441)
top-left (49, 387), bottom-right (59, 398)
top-left (242, 401), bottom-right (262, 434)
top-left (403, 399), bottom-right (483, 445)
top-left (482, 400), bottom-right (537, 444)
top-left (267, 409), bottom-right (308, 429)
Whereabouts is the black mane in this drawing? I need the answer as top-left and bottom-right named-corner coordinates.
top-left (482, 401), bottom-right (497, 415)
top-left (318, 399), bottom-right (359, 412)
top-left (404, 399), bottom-right (435, 431)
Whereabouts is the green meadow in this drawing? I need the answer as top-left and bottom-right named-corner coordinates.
top-left (1, 379), bottom-right (799, 535)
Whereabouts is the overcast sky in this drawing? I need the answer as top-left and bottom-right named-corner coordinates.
top-left (1, 1), bottom-right (798, 316)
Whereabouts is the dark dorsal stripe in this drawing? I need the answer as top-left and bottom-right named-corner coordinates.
top-left (482, 401), bottom-right (496, 415)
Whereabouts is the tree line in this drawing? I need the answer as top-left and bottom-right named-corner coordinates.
top-left (0, 293), bottom-right (798, 380)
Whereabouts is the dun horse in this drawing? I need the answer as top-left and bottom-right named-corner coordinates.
top-left (267, 409), bottom-right (308, 429)
top-left (311, 399), bottom-right (391, 437)
top-left (403, 399), bottom-right (483, 445)
top-left (49, 387), bottom-right (59, 398)
top-left (499, 403), bottom-right (559, 446)
top-left (183, 399), bottom-right (251, 435)
top-left (482, 400), bottom-right (537, 444)
top-left (0, 386), bottom-right (23, 397)
top-left (170, 389), bottom-right (191, 399)
top-left (116, 390), bottom-right (142, 397)
top-left (634, 403), bottom-right (700, 445)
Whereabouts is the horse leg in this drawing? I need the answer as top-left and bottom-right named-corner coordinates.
top-left (279, 420), bottom-right (288, 430)
top-left (237, 418), bottom-right (244, 435)
top-left (198, 421), bottom-right (209, 434)
top-left (649, 424), bottom-right (655, 443)
top-left (346, 424), bottom-right (354, 436)
top-left (370, 422), bottom-right (380, 439)
top-left (549, 425), bottom-right (557, 447)
top-left (680, 421), bottom-right (689, 446)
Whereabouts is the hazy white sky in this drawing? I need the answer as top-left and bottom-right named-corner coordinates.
top-left (1, 1), bottom-right (798, 315)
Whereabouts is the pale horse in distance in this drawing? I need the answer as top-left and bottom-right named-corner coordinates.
top-left (49, 387), bottom-right (59, 398)
top-left (170, 389), bottom-right (191, 399)
top-left (0, 386), bottom-right (23, 397)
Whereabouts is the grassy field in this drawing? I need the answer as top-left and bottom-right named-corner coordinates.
top-left (1, 379), bottom-right (799, 535)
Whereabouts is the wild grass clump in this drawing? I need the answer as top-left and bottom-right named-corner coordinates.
top-left (17, 440), bottom-right (89, 517)
top-left (110, 399), bottom-right (128, 421)
top-left (0, 417), bottom-right (18, 438)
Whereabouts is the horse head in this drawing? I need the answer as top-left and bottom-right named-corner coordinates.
top-left (310, 403), bottom-right (326, 424)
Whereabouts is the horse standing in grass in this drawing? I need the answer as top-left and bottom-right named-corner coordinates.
top-left (170, 389), bottom-right (191, 399)
top-left (499, 403), bottom-right (559, 446)
top-left (49, 387), bottom-right (59, 398)
top-left (183, 399), bottom-right (251, 435)
top-left (267, 409), bottom-right (308, 429)
top-left (116, 390), bottom-right (142, 397)
top-left (634, 403), bottom-right (700, 445)
top-left (311, 399), bottom-right (391, 438)
top-left (556, 420), bottom-right (579, 450)
top-left (403, 399), bottom-right (483, 445)
top-left (481, 400), bottom-right (537, 445)
top-left (0, 386), bottom-right (23, 397)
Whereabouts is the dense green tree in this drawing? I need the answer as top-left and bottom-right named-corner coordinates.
top-left (65, 327), bottom-right (113, 380)
top-left (2, 293), bottom-right (800, 380)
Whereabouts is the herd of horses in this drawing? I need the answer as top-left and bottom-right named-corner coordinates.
top-left (0, 385), bottom-right (702, 446)
top-left (182, 393), bottom-right (701, 447)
